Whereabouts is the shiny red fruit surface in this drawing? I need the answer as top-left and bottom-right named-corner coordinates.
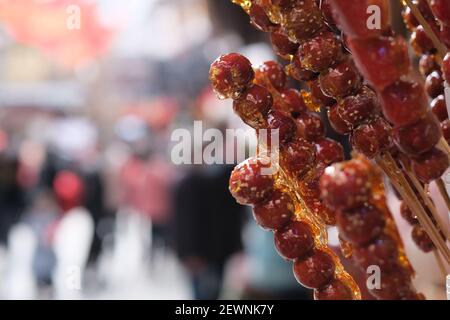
top-left (328, 104), bottom-right (353, 135)
top-left (431, 95), bottom-right (448, 122)
top-left (295, 112), bottom-right (326, 142)
top-left (320, 161), bottom-right (371, 210)
top-left (281, 137), bottom-right (316, 178)
top-left (315, 138), bottom-right (345, 166)
top-left (233, 85), bottom-right (273, 129)
top-left (229, 157), bottom-right (274, 205)
top-left (348, 36), bottom-right (410, 90)
top-left (336, 205), bottom-right (386, 246)
top-left (425, 71), bottom-right (444, 99)
top-left (209, 53), bottom-right (254, 99)
top-left (394, 112), bottom-right (442, 155)
top-left (411, 147), bottom-right (449, 183)
top-left (411, 225), bottom-right (435, 253)
top-left (380, 80), bottom-right (428, 127)
top-left (270, 30), bottom-right (299, 57)
top-left (253, 190), bottom-right (294, 230)
top-left (256, 61), bottom-right (287, 91)
top-left (314, 279), bottom-right (353, 300)
top-left (267, 110), bottom-right (297, 144)
top-left (274, 221), bottom-right (315, 260)
top-left (351, 117), bottom-right (393, 159)
top-left (319, 59), bottom-right (363, 99)
top-left (353, 235), bottom-right (399, 273)
top-left (293, 250), bottom-right (336, 289)
top-left (337, 86), bottom-right (378, 127)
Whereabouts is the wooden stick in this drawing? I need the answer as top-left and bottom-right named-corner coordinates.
top-left (403, 0), bottom-right (447, 61)
top-left (376, 153), bottom-right (450, 265)
top-left (437, 178), bottom-right (450, 212)
top-left (401, 160), bottom-right (450, 240)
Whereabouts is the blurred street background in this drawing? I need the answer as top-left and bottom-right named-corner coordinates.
top-left (0, 0), bottom-right (314, 300)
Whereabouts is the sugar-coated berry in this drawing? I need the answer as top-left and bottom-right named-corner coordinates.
top-left (410, 26), bottom-right (435, 55)
top-left (309, 78), bottom-right (336, 107)
top-left (348, 36), bottom-right (410, 90)
top-left (425, 71), bottom-right (444, 99)
top-left (279, 89), bottom-right (308, 116)
top-left (411, 148), bottom-right (449, 183)
top-left (270, 30), bottom-right (299, 57)
top-left (233, 85), bottom-right (273, 129)
top-left (249, 3), bottom-right (276, 32)
top-left (284, 0), bottom-right (324, 43)
top-left (443, 53), bottom-right (450, 81)
top-left (229, 157), bottom-right (274, 205)
top-left (352, 235), bottom-right (399, 273)
top-left (369, 270), bottom-right (414, 300)
top-left (411, 225), bottom-right (435, 253)
top-left (402, 7), bottom-right (419, 31)
top-left (253, 190), bottom-right (294, 230)
top-left (328, 104), bottom-right (353, 135)
top-left (274, 221), bottom-right (315, 260)
top-left (286, 55), bottom-right (318, 82)
top-left (431, 95), bottom-right (448, 122)
top-left (394, 112), bottom-right (442, 155)
top-left (319, 59), bottom-right (363, 99)
top-left (296, 112), bottom-right (326, 142)
top-left (267, 110), bottom-right (297, 144)
top-left (281, 137), bottom-right (316, 178)
top-left (297, 31), bottom-right (343, 73)
top-left (430, 0), bottom-right (450, 24)
top-left (400, 201), bottom-right (419, 225)
top-left (419, 54), bottom-right (440, 76)
top-left (320, 160), bottom-right (371, 210)
top-left (256, 61), bottom-right (287, 91)
top-left (314, 279), bottom-right (353, 300)
top-left (380, 80), bottom-right (429, 127)
top-left (336, 204), bottom-right (386, 246)
top-left (315, 138), bottom-right (345, 166)
top-left (209, 53), bottom-right (254, 99)
top-left (293, 249), bottom-right (336, 289)
top-left (337, 86), bottom-right (378, 127)
top-left (442, 119), bottom-right (450, 143)
top-left (351, 117), bottom-right (393, 159)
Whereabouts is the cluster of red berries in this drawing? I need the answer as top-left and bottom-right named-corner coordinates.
top-left (320, 157), bottom-right (423, 300)
top-left (210, 53), bottom-right (357, 299)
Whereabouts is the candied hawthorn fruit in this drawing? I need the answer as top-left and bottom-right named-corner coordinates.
top-left (233, 85), bottom-right (273, 129)
top-left (295, 112), bottom-right (326, 142)
top-left (229, 157), bottom-right (274, 205)
top-left (319, 59), bottom-right (362, 99)
top-left (315, 138), bottom-right (344, 166)
top-left (430, 0), bottom-right (450, 25)
top-left (309, 78), bottom-right (336, 107)
top-left (351, 117), bottom-right (393, 158)
top-left (314, 279), bottom-right (353, 300)
top-left (267, 110), bottom-right (297, 144)
top-left (293, 250), bottom-right (336, 289)
top-left (328, 104), bottom-right (353, 135)
top-left (320, 161), bottom-right (372, 210)
top-left (444, 53), bottom-right (450, 81)
top-left (286, 55), bottom-right (317, 82)
top-left (249, 2), bottom-right (276, 32)
top-left (411, 148), bottom-right (449, 183)
top-left (402, 7), bottom-right (419, 31)
top-left (410, 26), bottom-right (435, 55)
top-left (412, 225), bottom-right (435, 253)
top-left (281, 137), bottom-right (316, 178)
top-left (209, 53), bottom-right (254, 99)
top-left (297, 31), bottom-right (343, 73)
top-left (425, 71), bottom-right (444, 99)
top-left (274, 221), bottom-right (315, 260)
top-left (256, 61), bottom-right (287, 91)
top-left (348, 36), bottom-right (410, 90)
top-left (400, 202), bottom-right (418, 225)
top-left (440, 25), bottom-right (450, 51)
top-left (419, 54), bottom-right (440, 76)
top-left (369, 270), bottom-right (414, 300)
top-left (337, 86), bottom-right (378, 127)
top-left (336, 205), bottom-right (386, 246)
top-left (253, 190), bottom-right (294, 230)
top-left (279, 89), bottom-right (307, 116)
top-left (284, 0), bottom-right (324, 43)
top-left (380, 80), bottom-right (428, 127)
top-left (431, 95), bottom-right (448, 121)
top-left (270, 30), bottom-right (300, 57)
top-left (327, 0), bottom-right (390, 38)
top-left (394, 112), bottom-right (442, 155)
top-left (352, 235), bottom-right (399, 273)
top-left (442, 119), bottom-right (450, 142)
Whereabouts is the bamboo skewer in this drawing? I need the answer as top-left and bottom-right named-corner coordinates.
top-left (403, 0), bottom-right (447, 61)
top-left (433, 250), bottom-right (448, 279)
top-left (436, 178), bottom-right (450, 212)
top-left (376, 153), bottom-right (450, 266)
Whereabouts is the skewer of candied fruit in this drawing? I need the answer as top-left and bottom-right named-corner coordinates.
top-left (320, 156), bottom-right (423, 300)
top-left (210, 52), bottom-right (361, 299)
